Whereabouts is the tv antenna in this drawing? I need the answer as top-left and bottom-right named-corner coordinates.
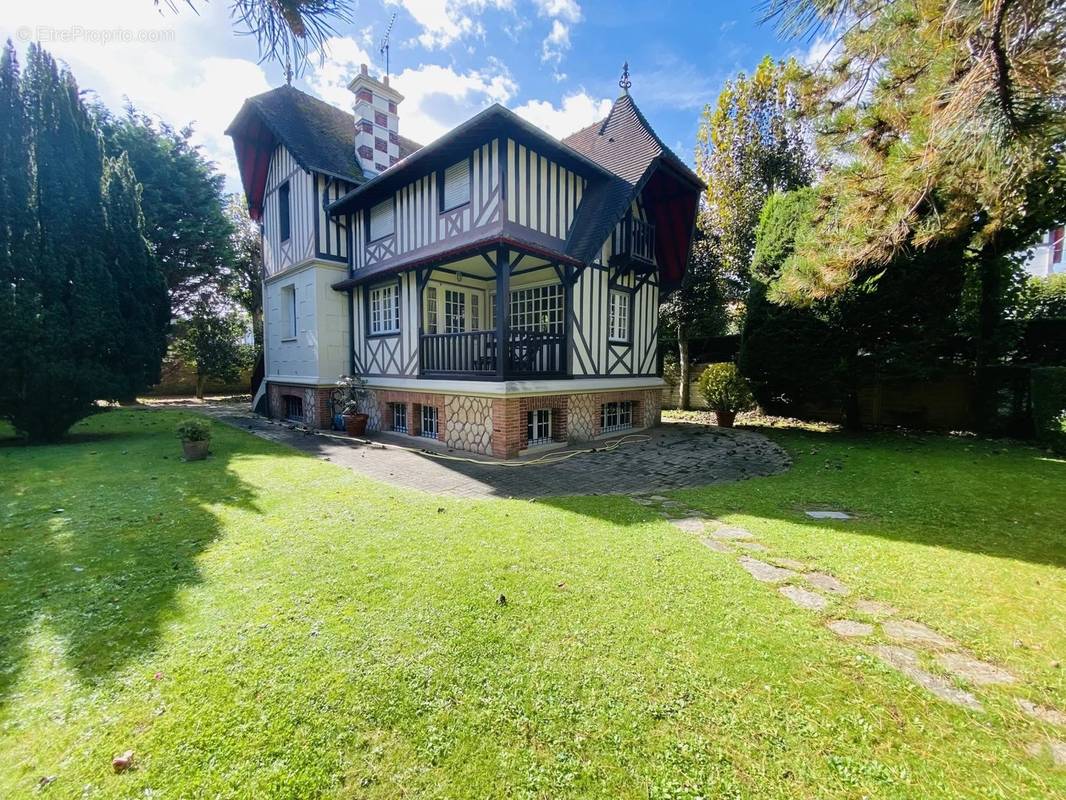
top-left (380, 12), bottom-right (397, 81)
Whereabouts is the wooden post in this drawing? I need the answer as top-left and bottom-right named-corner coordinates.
top-left (495, 246), bottom-right (509, 380)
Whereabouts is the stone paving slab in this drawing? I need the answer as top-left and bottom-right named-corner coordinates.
top-left (805, 510), bottom-right (853, 520)
top-left (855, 599), bottom-right (898, 618)
top-left (668, 517), bottom-right (707, 533)
top-left (174, 402), bottom-right (791, 499)
top-left (1016, 698), bottom-right (1066, 726)
top-left (936, 652), bottom-right (1016, 686)
top-left (738, 557), bottom-right (797, 584)
top-left (708, 526), bottom-right (755, 541)
top-left (804, 572), bottom-right (850, 596)
top-left (869, 645), bottom-right (983, 711)
top-left (779, 585), bottom-right (829, 611)
top-left (699, 538), bottom-right (734, 554)
top-left (1024, 739), bottom-right (1066, 766)
top-left (827, 620), bottom-right (874, 638)
top-left (882, 620), bottom-right (958, 650)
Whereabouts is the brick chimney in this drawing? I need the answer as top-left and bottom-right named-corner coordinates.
top-left (348, 63), bottom-right (403, 177)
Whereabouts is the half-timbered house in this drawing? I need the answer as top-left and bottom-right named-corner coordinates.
top-left (227, 64), bottom-right (703, 457)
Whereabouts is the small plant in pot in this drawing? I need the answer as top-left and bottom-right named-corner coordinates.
top-left (176, 418), bottom-right (212, 460)
top-left (336, 374), bottom-right (370, 436)
top-left (696, 362), bottom-right (755, 428)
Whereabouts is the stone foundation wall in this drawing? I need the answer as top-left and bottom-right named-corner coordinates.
top-left (267, 382), bottom-right (333, 428)
top-left (271, 384), bottom-right (662, 458)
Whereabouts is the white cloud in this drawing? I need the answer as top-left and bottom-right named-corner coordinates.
top-left (308, 37), bottom-right (517, 145)
top-left (534, 0), bottom-right (582, 22)
top-left (387, 0), bottom-right (513, 50)
top-left (513, 91), bottom-right (612, 139)
top-left (533, 0), bottom-right (581, 66)
top-left (0, 0), bottom-right (270, 186)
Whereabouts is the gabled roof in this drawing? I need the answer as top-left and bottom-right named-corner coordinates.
top-left (561, 93), bottom-right (705, 266)
top-left (226, 84), bottom-right (421, 218)
top-left (328, 103), bottom-right (615, 215)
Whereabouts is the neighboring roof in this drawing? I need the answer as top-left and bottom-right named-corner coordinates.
top-left (328, 103), bottom-right (615, 215)
top-left (226, 84), bottom-right (422, 218)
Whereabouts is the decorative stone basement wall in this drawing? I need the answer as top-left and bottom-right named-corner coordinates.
top-left (267, 382), bottom-right (333, 428)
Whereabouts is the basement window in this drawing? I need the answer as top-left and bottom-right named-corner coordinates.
top-left (390, 403), bottom-right (408, 434)
top-left (284, 394), bottom-right (304, 421)
top-left (420, 405), bottom-right (438, 440)
top-left (601, 401), bottom-right (634, 433)
top-left (527, 409), bottom-right (553, 447)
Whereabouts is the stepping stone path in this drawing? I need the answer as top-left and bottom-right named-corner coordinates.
top-left (936, 652), bottom-right (1016, 686)
top-left (1016, 698), bottom-right (1066, 726)
top-left (827, 619), bottom-right (873, 638)
top-left (882, 620), bottom-right (958, 650)
top-left (804, 572), bottom-right (850, 596)
top-left (738, 557), bottom-right (796, 584)
top-left (780, 585), bottom-right (828, 611)
top-left (855, 599), bottom-right (898, 618)
top-left (640, 492), bottom-right (1065, 759)
top-left (869, 645), bottom-right (983, 711)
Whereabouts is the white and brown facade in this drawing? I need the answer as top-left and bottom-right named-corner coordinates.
top-left (228, 68), bottom-right (702, 457)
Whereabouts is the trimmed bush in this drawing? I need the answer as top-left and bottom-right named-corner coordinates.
top-left (1031, 367), bottom-right (1066, 452)
top-left (697, 363), bottom-right (756, 415)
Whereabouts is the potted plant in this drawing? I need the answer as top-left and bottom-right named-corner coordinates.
top-left (696, 362), bottom-right (755, 428)
top-left (336, 375), bottom-right (370, 436)
top-left (176, 418), bottom-right (212, 460)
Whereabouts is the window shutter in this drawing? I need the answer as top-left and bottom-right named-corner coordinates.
top-left (442, 160), bottom-right (470, 210)
top-left (369, 200), bottom-right (394, 240)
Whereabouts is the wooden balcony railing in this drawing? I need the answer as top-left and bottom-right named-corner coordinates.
top-left (420, 329), bottom-right (566, 379)
top-left (628, 216), bottom-right (656, 263)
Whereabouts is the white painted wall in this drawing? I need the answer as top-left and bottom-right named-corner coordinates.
top-left (1023, 227), bottom-right (1065, 278)
top-left (264, 263), bottom-right (349, 384)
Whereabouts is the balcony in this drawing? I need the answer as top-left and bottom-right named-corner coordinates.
top-left (420, 329), bottom-right (566, 379)
top-left (611, 215), bottom-right (656, 268)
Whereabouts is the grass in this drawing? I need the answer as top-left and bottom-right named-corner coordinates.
top-left (0, 409), bottom-right (1063, 798)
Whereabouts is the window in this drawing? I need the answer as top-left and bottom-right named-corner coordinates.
top-left (489, 291), bottom-right (496, 329)
top-left (527, 409), bottom-right (552, 447)
top-left (1053, 226), bottom-right (1065, 265)
top-left (510, 284), bottom-right (563, 333)
top-left (608, 289), bottom-right (630, 342)
top-left (278, 181), bottom-right (290, 242)
top-left (369, 283), bottom-right (400, 335)
top-left (390, 403), bottom-right (407, 434)
top-left (601, 401), bottom-right (634, 433)
top-left (441, 159), bottom-right (470, 211)
top-left (420, 405), bottom-right (438, 439)
top-left (425, 286), bottom-right (438, 334)
top-left (470, 293), bottom-right (480, 331)
top-left (283, 394), bottom-right (304, 421)
top-left (281, 284), bottom-right (297, 339)
top-left (369, 199), bottom-right (394, 241)
top-left (444, 289), bottom-right (466, 333)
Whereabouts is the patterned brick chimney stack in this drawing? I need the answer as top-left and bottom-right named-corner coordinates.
top-left (348, 63), bottom-right (403, 177)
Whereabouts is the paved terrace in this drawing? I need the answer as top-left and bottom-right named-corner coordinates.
top-left (150, 399), bottom-right (791, 499)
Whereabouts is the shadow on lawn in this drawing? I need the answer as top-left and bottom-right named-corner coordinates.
top-left (0, 409), bottom-right (262, 703)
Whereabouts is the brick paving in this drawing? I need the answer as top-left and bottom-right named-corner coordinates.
top-left (155, 398), bottom-right (791, 499)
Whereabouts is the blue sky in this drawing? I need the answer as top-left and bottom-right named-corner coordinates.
top-left (0, 1), bottom-right (806, 192)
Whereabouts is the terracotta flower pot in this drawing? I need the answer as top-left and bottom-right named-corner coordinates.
top-left (182, 439), bottom-right (210, 460)
top-left (714, 410), bottom-right (737, 428)
top-left (344, 413), bottom-right (369, 436)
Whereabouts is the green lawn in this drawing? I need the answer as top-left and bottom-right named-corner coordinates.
top-left (1, 409), bottom-right (1063, 798)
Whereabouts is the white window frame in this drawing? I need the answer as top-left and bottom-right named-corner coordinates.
top-left (391, 403), bottom-right (407, 433)
top-left (281, 284), bottom-right (297, 340)
top-left (369, 282), bottom-right (400, 335)
top-left (425, 286), bottom-right (438, 334)
top-left (601, 401), bottom-right (634, 433)
top-left (441, 159), bottom-right (470, 211)
top-left (369, 199), bottom-right (395, 241)
top-left (444, 289), bottom-right (467, 334)
top-left (420, 405), bottom-right (438, 439)
top-left (470, 293), bottom-right (480, 331)
top-left (608, 289), bottom-right (630, 343)
top-left (527, 409), bottom-right (552, 447)
top-left (509, 283), bottom-right (564, 333)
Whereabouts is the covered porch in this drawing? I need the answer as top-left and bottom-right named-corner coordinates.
top-left (413, 246), bottom-right (574, 380)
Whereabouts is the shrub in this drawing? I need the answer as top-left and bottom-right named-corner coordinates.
top-left (1031, 367), bottom-right (1066, 452)
top-left (697, 363), bottom-right (756, 414)
top-left (176, 418), bottom-right (211, 442)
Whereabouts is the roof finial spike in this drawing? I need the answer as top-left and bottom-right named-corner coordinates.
top-left (284, 57), bottom-right (293, 87)
top-left (619, 60), bottom-right (631, 94)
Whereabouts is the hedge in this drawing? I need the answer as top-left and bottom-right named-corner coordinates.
top-left (1031, 367), bottom-right (1066, 452)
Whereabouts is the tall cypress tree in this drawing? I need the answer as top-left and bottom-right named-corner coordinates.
top-left (0, 43), bottom-right (168, 441)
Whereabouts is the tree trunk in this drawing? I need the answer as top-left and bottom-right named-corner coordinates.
top-left (195, 372), bottom-right (206, 400)
top-left (842, 349), bottom-right (862, 431)
top-left (678, 328), bottom-right (691, 410)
